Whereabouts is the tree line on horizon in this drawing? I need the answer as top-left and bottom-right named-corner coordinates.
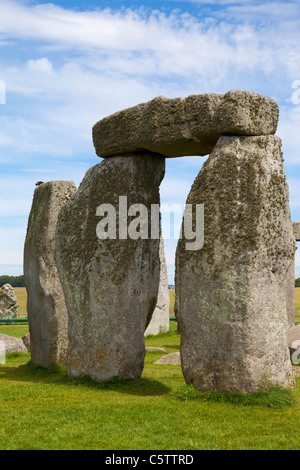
top-left (1, 275), bottom-right (300, 289)
top-left (0, 275), bottom-right (25, 288)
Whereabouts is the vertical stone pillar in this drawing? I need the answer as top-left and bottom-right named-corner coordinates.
top-left (144, 235), bottom-right (170, 336)
top-left (56, 153), bottom-right (165, 382)
top-left (24, 181), bottom-right (76, 368)
top-left (176, 135), bottom-right (295, 393)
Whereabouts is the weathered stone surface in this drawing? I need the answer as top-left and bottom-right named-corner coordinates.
top-left (176, 135), bottom-right (295, 393)
top-left (0, 334), bottom-right (27, 354)
top-left (154, 352), bottom-right (181, 365)
top-left (0, 284), bottom-right (18, 319)
top-left (293, 221), bottom-right (300, 241)
top-left (24, 181), bottom-right (76, 368)
top-left (22, 333), bottom-right (30, 350)
top-left (56, 153), bottom-right (165, 382)
top-left (144, 236), bottom-right (170, 336)
top-left (92, 91), bottom-right (279, 158)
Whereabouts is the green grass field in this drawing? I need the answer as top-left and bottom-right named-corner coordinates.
top-left (0, 323), bottom-right (299, 450)
top-left (169, 288), bottom-right (175, 316)
top-left (13, 287), bottom-right (28, 319)
top-left (294, 288), bottom-right (300, 325)
top-left (0, 288), bottom-right (299, 450)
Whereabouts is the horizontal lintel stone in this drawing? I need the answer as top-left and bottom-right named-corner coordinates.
top-left (92, 90), bottom-right (279, 159)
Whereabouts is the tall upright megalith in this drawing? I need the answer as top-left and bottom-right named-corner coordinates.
top-left (56, 153), bottom-right (165, 382)
top-left (176, 135), bottom-right (295, 393)
top-left (24, 181), bottom-right (76, 368)
top-left (144, 236), bottom-right (170, 336)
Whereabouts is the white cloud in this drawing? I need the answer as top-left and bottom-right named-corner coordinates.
top-left (0, 0), bottom-right (298, 81)
top-left (27, 57), bottom-right (53, 73)
top-left (0, 0), bottom-right (300, 274)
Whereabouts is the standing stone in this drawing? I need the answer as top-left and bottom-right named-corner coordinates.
top-left (56, 153), bottom-right (165, 382)
top-left (176, 135), bottom-right (295, 393)
top-left (0, 284), bottom-right (18, 319)
top-left (144, 236), bottom-right (170, 336)
top-left (24, 181), bottom-right (76, 368)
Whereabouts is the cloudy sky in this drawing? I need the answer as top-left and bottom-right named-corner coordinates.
top-left (1, 0), bottom-right (300, 282)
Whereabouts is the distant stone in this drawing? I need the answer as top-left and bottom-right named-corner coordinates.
top-left (146, 347), bottom-right (167, 353)
top-left (22, 333), bottom-right (30, 350)
top-left (0, 334), bottom-right (27, 354)
top-left (176, 135), bottom-right (295, 393)
top-left (56, 153), bottom-right (165, 382)
top-left (144, 236), bottom-right (170, 336)
top-left (24, 180), bottom-right (77, 368)
top-left (93, 91), bottom-right (279, 159)
top-left (286, 261), bottom-right (296, 326)
top-left (0, 284), bottom-right (18, 319)
top-left (293, 221), bottom-right (300, 241)
top-left (154, 352), bottom-right (180, 365)
top-left (287, 324), bottom-right (300, 354)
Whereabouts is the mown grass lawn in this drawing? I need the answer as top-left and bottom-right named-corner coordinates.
top-left (0, 322), bottom-right (299, 450)
top-left (13, 287), bottom-right (27, 319)
top-left (294, 287), bottom-right (300, 325)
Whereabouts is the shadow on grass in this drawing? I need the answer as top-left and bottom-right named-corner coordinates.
top-left (171, 383), bottom-right (295, 409)
top-left (2, 361), bottom-right (170, 397)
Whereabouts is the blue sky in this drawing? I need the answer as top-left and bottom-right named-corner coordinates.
top-left (1, 0), bottom-right (300, 282)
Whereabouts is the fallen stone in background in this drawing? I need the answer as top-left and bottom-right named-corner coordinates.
top-left (145, 347), bottom-right (167, 353)
top-left (0, 334), bottom-right (27, 354)
top-left (154, 352), bottom-right (181, 365)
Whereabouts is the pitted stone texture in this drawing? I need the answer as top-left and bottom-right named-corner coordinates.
top-left (144, 236), bottom-right (170, 336)
top-left (24, 181), bottom-right (76, 368)
top-left (175, 135), bottom-right (295, 394)
top-left (56, 153), bottom-right (165, 382)
top-left (93, 91), bottom-right (279, 158)
top-left (0, 284), bottom-right (18, 319)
